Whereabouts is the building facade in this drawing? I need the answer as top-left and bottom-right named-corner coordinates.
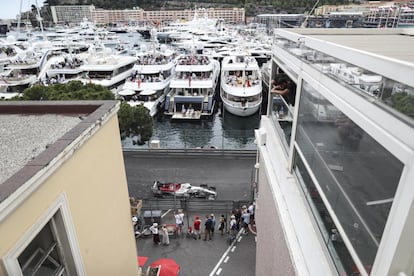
top-left (0, 101), bottom-right (139, 275)
top-left (50, 6), bottom-right (245, 25)
top-left (255, 28), bottom-right (414, 275)
top-left (51, 5), bottom-right (95, 25)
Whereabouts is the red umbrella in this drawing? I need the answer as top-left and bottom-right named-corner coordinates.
top-left (149, 258), bottom-right (180, 276)
top-left (137, 256), bottom-right (148, 267)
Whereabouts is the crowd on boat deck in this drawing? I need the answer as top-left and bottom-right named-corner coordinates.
top-left (225, 71), bottom-right (260, 87)
top-left (50, 56), bottom-right (84, 69)
top-left (1, 71), bottom-right (30, 81)
top-left (136, 54), bottom-right (176, 65)
top-left (178, 55), bottom-right (210, 65)
top-left (128, 71), bottom-right (165, 83)
top-left (175, 71), bottom-right (212, 80)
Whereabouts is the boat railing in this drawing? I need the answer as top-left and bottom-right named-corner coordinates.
top-left (223, 76), bottom-right (260, 88)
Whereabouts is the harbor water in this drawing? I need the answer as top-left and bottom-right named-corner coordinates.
top-left (122, 102), bottom-right (261, 150)
top-left (118, 33), bottom-right (263, 151)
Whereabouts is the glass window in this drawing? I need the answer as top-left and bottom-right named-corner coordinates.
top-left (294, 153), bottom-right (360, 275)
top-left (17, 211), bottom-right (77, 276)
top-left (269, 68), bottom-right (296, 149)
top-left (295, 80), bottom-right (404, 271)
top-left (18, 223), bottom-right (64, 276)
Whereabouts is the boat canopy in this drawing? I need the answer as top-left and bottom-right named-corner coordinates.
top-left (140, 89), bottom-right (157, 96)
top-left (118, 89), bottom-right (135, 96)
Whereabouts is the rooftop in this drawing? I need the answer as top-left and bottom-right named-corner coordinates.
top-left (285, 28), bottom-right (414, 64)
top-left (0, 114), bottom-right (81, 184)
top-left (0, 101), bottom-right (119, 204)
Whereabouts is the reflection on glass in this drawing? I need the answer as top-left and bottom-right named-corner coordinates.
top-left (295, 153), bottom-right (359, 275)
top-left (295, 81), bottom-right (404, 271)
top-left (282, 42), bottom-right (414, 124)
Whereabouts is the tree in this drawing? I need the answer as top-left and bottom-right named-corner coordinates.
top-left (391, 92), bottom-right (414, 119)
top-left (18, 81), bottom-right (115, 100)
top-left (8, 81), bottom-right (154, 144)
top-left (118, 102), bottom-right (153, 145)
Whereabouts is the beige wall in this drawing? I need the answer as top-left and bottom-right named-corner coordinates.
top-left (255, 154), bottom-right (295, 276)
top-left (0, 114), bottom-right (138, 275)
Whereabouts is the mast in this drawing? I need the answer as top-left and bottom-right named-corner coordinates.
top-left (34, 0), bottom-right (45, 39)
top-left (301, 0), bottom-right (320, 28)
top-left (17, 0), bottom-right (23, 35)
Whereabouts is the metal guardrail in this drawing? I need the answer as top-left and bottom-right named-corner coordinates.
top-left (122, 129), bottom-right (258, 151)
top-left (141, 198), bottom-right (250, 213)
top-left (123, 148), bottom-right (257, 157)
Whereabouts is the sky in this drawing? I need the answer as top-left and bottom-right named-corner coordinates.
top-left (0, 0), bottom-right (43, 20)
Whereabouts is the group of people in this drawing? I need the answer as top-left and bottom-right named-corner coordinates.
top-left (129, 71), bottom-right (165, 83)
top-left (178, 55), bottom-right (210, 66)
top-left (230, 203), bottom-right (255, 236)
top-left (147, 204), bottom-right (255, 246)
top-left (136, 53), bottom-right (177, 66)
top-left (225, 71), bottom-right (259, 87)
top-left (149, 222), bottom-right (171, 246)
top-left (175, 71), bottom-right (212, 80)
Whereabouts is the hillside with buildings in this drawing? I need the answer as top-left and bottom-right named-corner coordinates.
top-left (45, 0), bottom-right (351, 15)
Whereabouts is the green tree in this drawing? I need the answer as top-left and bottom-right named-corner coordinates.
top-left (18, 81), bottom-right (115, 100)
top-left (8, 81), bottom-right (153, 144)
top-left (118, 101), bottom-right (153, 145)
top-left (391, 92), bottom-right (414, 119)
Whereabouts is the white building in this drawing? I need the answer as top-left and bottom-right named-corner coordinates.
top-left (51, 5), bottom-right (95, 24)
top-left (255, 28), bottom-right (414, 276)
top-left (50, 6), bottom-right (245, 25)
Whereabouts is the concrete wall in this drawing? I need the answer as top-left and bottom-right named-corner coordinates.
top-left (0, 115), bottom-right (138, 275)
top-left (255, 154), bottom-right (295, 276)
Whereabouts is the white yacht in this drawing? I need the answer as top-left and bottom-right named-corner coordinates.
top-left (0, 66), bottom-right (37, 98)
top-left (0, 44), bottom-right (63, 98)
top-left (220, 54), bottom-right (262, 117)
top-left (329, 63), bottom-right (382, 97)
top-left (120, 30), bottom-right (178, 117)
top-left (41, 53), bottom-right (85, 85)
top-left (164, 53), bottom-right (220, 119)
top-left (78, 48), bottom-right (137, 93)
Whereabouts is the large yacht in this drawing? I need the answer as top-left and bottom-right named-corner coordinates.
top-left (78, 47), bottom-right (137, 93)
top-left (0, 43), bottom-right (64, 98)
top-left (164, 54), bottom-right (220, 119)
top-left (220, 54), bottom-right (262, 117)
top-left (41, 53), bottom-right (85, 85)
top-left (120, 30), bottom-right (178, 117)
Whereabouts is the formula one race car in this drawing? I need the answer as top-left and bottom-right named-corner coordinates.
top-left (151, 181), bottom-right (217, 200)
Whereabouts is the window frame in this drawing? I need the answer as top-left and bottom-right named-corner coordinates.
top-left (4, 193), bottom-right (85, 276)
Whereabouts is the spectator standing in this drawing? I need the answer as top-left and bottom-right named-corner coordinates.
top-left (248, 202), bottom-right (255, 224)
top-left (204, 215), bottom-right (213, 241)
top-left (174, 209), bottom-right (185, 236)
top-left (242, 210), bottom-right (250, 235)
top-left (229, 215), bottom-right (237, 237)
top-left (149, 223), bottom-right (160, 245)
top-left (210, 214), bottom-right (216, 237)
top-left (234, 208), bottom-right (242, 230)
top-left (218, 215), bottom-right (227, 235)
top-left (193, 216), bottom-right (202, 239)
top-left (161, 224), bottom-right (170, 246)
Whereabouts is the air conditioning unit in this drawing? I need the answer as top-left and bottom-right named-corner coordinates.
top-left (150, 139), bottom-right (160, 149)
